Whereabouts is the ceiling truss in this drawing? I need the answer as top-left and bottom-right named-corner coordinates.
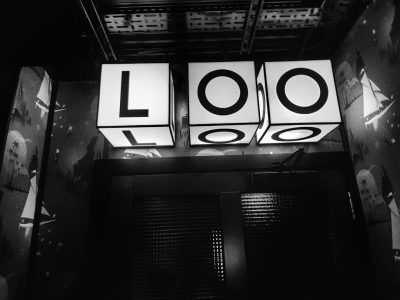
top-left (78, 0), bottom-right (369, 62)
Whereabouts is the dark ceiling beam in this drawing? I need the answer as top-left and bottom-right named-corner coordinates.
top-left (109, 30), bottom-right (304, 43)
top-left (115, 40), bottom-right (297, 51)
top-left (99, 1), bottom-right (249, 14)
top-left (111, 48), bottom-right (299, 64)
top-left (240, 0), bottom-right (255, 54)
top-left (113, 37), bottom-right (301, 55)
top-left (98, 0), bottom-right (325, 13)
top-left (245, 0), bottom-right (265, 54)
top-left (117, 48), bottom-right (294, 57)
top-left (112, 39), bottom-right (302, 55)
top-left (78, 0), bottom-right (117, 61)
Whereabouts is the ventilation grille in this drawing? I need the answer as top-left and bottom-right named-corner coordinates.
top-left (104, 8), bottom-right (321, 33)
top-left (131, 194), bottom-right (225, 300)
top-left (104, 13), bottom-right (170, 33)
top-left (240, 193), bottom-right (335, 298)
top-left (258, 8), bottom-right (321, 29)
top-left (241, 193), bottom-right (296, 273)
top-left (187, 11), bottom-right (246, 31)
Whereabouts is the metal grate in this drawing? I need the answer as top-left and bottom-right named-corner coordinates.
top-left (257, 8), bottom-right (321, 29)
top-left (240, 192), bottom-right (335, 299)
top-left (131, 194), bottom-right (225, 300)
top-left (186, 11), bottom-right (246, 31)
top-left (241, 193), bottom-right (296, 271)
top-left (104, 13), bottom-right (170, 33)
top-left (104, 7), bottom-right (321, 34)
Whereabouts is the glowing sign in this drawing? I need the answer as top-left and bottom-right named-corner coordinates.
top-left (188, 61), bottom-right (259, 145)
top-left (97, 63), bottom-right (175, 147)
top-left (256, 60), bottom-right (341, 144)
top-left (97, 60), bottom-right (341, 148)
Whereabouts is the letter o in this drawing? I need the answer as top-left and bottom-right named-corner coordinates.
top-left (197, 69), bottom-right (248, 116)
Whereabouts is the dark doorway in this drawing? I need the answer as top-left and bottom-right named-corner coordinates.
top-left (87, 154), bottom-right (376, 300)
top-left (131, 193), bottom-right (225, 300)
top-left (241, 192), bottom-right (335, 299)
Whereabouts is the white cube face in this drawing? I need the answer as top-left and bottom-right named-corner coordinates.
top-left (265, 60), bottom-right (341, 124)
top-left (188, 61), bottom-right (260, 126)
top-left (99, 127), bottom-right (174, 148)
top-left (97, 63), bottom-right (170, 127)
top-left (255, 63), bottom-right (270, 143)
top-left (190, 124), bottom-right (258, 146)
top-left (258, 124), bottom-right (339, 144)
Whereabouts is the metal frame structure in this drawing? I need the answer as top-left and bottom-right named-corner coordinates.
top-left (76, 0), bottom-right (368, 62)
top-left (78, 0), bottom-right (117, 61)
top-left (82, 152), bottom-right (377, 299)
top-left (240, 0), bottom-right (264, 54)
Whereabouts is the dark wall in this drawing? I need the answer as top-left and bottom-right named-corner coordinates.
top-left (31, 62), bottom-right (344, 299)
top-left (0, 67), bottom-right (20, 154)
top-left (333, 0), bottom-right (400, 299)
top-left (32, 81), bottom-right (103, 299)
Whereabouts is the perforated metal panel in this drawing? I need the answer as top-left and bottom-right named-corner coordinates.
top-left (240, 192), bottom-right (336, 299)
top-left (186, 11), bottom-right (246, 31)
top-left (104, 7), bottom-right (321, 33)
top-left (241, 193), bottom-right (296, 270)
top-left (131, 194), bottom-right (225, 300)
top-left (257, 8), bottom-right (321, 29)
top-left (105, 13), bottom-right (170, 33)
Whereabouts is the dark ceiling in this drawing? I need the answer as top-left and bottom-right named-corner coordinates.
top-left (0, 0), bottom-right (370, 138)
top-left (2, 0), bottom-right (369, 67)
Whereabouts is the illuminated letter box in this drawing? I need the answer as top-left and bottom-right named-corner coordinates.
top-left (188, 61), bottom-right (259, 145)
top-left (97, 63), bottom-right (175, 147)
top-left (256, 60), bottom-right (341, 144)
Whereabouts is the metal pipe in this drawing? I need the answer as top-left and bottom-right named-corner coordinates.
top-left (78, 0), bottom-right (109, 60)
top-left (247, 0), bottom-right (264, 54)
top-left (89, 0), bottom-right (117, 61)
top-left (240, 0), bottom-right (254, 55)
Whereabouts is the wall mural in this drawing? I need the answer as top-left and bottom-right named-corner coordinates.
top-left (0, 67), bottom-right (52, 300)
top-left (32, 71), bottom-right (342, 298)
top-left (333, 0), bottom-right (400, 298)
top-left (32, 81), bottom-right (103, 299)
